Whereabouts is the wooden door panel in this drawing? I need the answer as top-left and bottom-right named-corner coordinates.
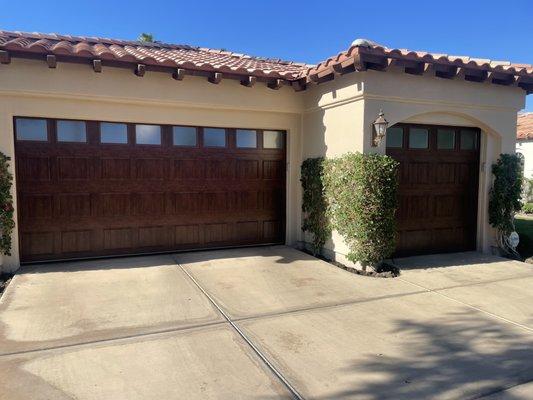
top-left (15, 118), bottom-right (286, 262)
top-left (387, 123), bottom-right (479, 256)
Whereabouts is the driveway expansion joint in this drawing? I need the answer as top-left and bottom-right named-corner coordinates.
top-left (398, 277), bottom-right (533, 334)
top-left (175, 259), bottom-right (305, 400)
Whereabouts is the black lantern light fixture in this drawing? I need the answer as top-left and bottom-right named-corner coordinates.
top-left (372, 109), bottom-right (389, 147)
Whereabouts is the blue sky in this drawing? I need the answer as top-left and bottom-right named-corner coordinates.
top-left (1, 0), bottom-right (531, 111)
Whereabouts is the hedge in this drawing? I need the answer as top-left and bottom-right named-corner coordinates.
top-left (300, 158), bottom-right (330, 255)
top-left (323, 153), bottom-right (399, 267)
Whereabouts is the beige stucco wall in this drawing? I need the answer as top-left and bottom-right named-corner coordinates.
top-left (0, 58), bottom-right (305, 271)
top-left (0, 57), bottom-right (528, 270)
top-left (302, 67), bottom-right (525, 265)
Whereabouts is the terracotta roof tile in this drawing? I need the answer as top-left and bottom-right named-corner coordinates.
top-left (1, 31), bottom-right (532, 94)
top-left (517, 113), bottom-right (533, 140)
top-left (303, 40), bottom-right (533, 93)
top-left (0, 30), bottom-right (310, 80)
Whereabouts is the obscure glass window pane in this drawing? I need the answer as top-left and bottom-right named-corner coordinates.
top-left (460, 129), bottom-right (478, 150)
top-left (203, 128), bottom-right (226, 147)
top-left (386, 127), bottom-right (403, 148)
top-left (236, 129), bottom-right (257, 148)
top-left (16, 118), bottom-right (47, 141)
top-left (136, 124), bottom-right (161, 145)
top-left (409, 128), bottom-right (429, 149)
top-left (101, 122), bottom-right (128, 144)
top-left (57, 120), bottom-right (86, 142)
top-left (263, 130), bottom-right (283, 149)
top-left (437, 129), bottom-right (455, 149)
top-left (173, 126), bottom-right (197, 146)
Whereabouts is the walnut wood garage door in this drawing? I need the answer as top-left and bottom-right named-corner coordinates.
top-left (386, 123), bottom-right (480, 257)
top-left (15, 117), bottom-right (286, 262)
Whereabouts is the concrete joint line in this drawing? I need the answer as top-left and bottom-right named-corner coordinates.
top-left (0, 320), bottom-right (227, 359)
top-left (175, 262), bottom-right (305, 400)
top-left (398, 278), bottom-right (533, 334)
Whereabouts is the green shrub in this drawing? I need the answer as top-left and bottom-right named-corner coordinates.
top-left (301, 158), bottom-right (330, 255)
top-left (523, 203), bottom-right (533, 214)
top-left (0, 153), bottom-right (14, 255)
top-left (489, 154), bottom-right (523, 255)
top-left (523, 177), bottom-right (533, 203)
top-left (323, 152), bottom-right (399, 267)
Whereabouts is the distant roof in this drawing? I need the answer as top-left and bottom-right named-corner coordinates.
top-left (517, 113), bottom-right (533, 140)
top-left (0, 30), bottom-right (532, 93)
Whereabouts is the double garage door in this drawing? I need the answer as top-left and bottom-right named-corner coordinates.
top-left (15, 117), bottom-right (286, 263)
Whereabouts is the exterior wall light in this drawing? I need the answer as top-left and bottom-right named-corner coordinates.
top-left (372, 109), bottom-right (389, 147)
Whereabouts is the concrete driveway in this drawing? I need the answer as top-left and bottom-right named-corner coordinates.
top-left (0, 247), bottom-right (532, 399)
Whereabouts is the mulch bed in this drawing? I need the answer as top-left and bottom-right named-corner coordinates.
top-left (0, 273), bottom-right (13, 298)
top-left (302, 249), bottom-right (400, 278)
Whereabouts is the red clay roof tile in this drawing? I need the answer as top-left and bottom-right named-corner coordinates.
top-left (1, 31), bottom-right (532, 93)
top-left (517, 113), bottom-right (533, 140)
top-left (0, 30), bottom-right (310, 80)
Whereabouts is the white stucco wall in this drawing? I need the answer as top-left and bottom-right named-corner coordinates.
top-left (516, 140), bottom-right (533, 178)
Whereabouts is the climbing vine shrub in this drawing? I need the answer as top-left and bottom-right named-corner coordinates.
top-left (323, 153), bottom-right (399, 267)
top-left (0, 153), bottom-right (14, 255)
top-left (300, 158), bottom-right (330, 255)
top-left (488, 153), bottom-right (523, 256)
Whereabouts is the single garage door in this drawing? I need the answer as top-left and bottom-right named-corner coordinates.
top-left (15, 117), bottom-right (286, 262)
top-left (386, 123), bottom-right (480, 257)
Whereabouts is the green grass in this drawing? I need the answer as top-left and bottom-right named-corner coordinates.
top-left (515, 215), bottom-right (533, 259)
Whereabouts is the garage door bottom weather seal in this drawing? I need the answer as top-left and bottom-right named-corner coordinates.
top-left (176, 260), bottom-right (305, 400)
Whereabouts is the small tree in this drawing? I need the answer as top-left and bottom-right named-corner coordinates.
top-left (323, 152), bottom-right (399, 268)
top-left (489, 153), bottom-right (523, 257)
top-left (138, 33), bottom-right (154, 43)
top-left (301, 158), bottom-right (330, 255)
top-left (0, 153), bottom-right (14, 256)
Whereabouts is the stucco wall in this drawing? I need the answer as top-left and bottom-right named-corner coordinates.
top-left (0, 57), bottom-right (528, 270)
top-left (0, 58), bottom-right (305, 270)
top-left (301, 68), bottom-right (525, 265)
top-left (516, 140), bottom-right (533, 178)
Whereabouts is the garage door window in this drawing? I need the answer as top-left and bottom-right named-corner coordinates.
top-left (236, 130), bottom-right (257, 148)
top-left (16, 118), bottom-right (48, 141)
top-left (263, 130), bottom-right (283, 149)
top-left (57, 120), bottom-right (87, 143)
top-left (136, 124), bottom-right (161, 145)
top-left (437, 129), bottom-right (455, 149)
top-left (409, 128), bottom-right (429, 149)
top-left (204, 128), bottom-right (226, 147)
top-left (101, 122), bottom-right (128, 144)
top-left (460, 130), bottom-right (478, 150)
top-left (386, 127), bottom-right (403, 148)
top-left (173, 126), bottom-right (197, 147)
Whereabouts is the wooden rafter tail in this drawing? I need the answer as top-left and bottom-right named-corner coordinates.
top-left (435, 65), bottom-right (458, 79)
top-left (92, 59), bottom-right (102, 73)
top-left (135, 64), bottom-right (146, 77)
top-left (172, 68), bottom-right (187, 81)
top-left (0, 50), bottom-right (10, 64)
top-left (240, 76), bottom-right (257, 87)
top-left (291, 79), bottom-right (306, 92)
top-left (331, 63), bottom-right (344, 76)
top-left (267, 78), bottom-right (284, 90)
top-left (208, 72), bottom-right (222, 84)
top-left (46, 54), bottom-right (57, 68)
